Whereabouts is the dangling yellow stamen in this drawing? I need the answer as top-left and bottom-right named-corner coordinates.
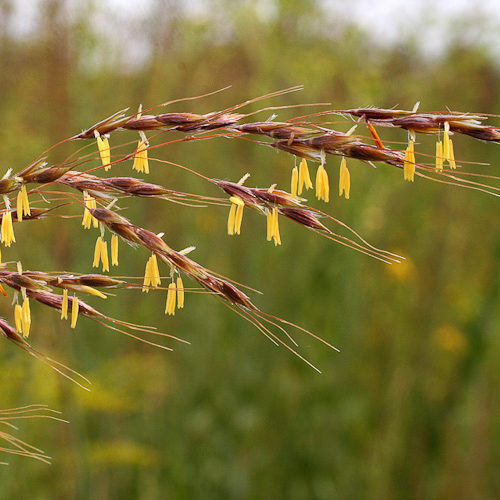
top-left (316, 164), bottom-right (329, 202)
top-left (316, 165), bottom-right (324, 201)
top-left (150, 255), bottom-right (161, 287)
top-left (93, 236), bottom-right (103, 268)
top-left (142, 258), bottom-right (152, 292)
top-left (227, 196), bottom-right (244, 235)
top-left (132, 141), bottom-right (142, 172)
top-left (61, 289), bottom-right (68, 320)
top-left (94, 130), bottom-right (110, 170)
top-left (21, 298), bottom-right (30, 338)
top-left (266, 210), bottom-right (273, 241)
top-left (82, 192), bottom-right (98, 229)
top-left (443, 122), bottom-right (450, 162)
top-left (142, 255), bottom-right (160, 292)
top-left (14, 304), bottom-right (22, 333)
top-left (16, 191), bottom-right (23, 222)
top-left (100, 239), bottom-right (109, 272)
top-left (21, 185), bottom-right (30, 216)
top-left (94, 130), bottom-right (111, 170)
top-left (298, 162), bottom-right (304, 194)
top-left (1, 210), bottom-right (15, 247)
top-left (274, 208), bottom-right (281, 246)
top-left (235, 203), bottom-right (244, 235)
top-left (79, 286), bottom-right (107, 299)
top-left (298, 158), bottom-right (313, 195)
top-left (291, 166), bottom-right (299, 197)
top-left (448, 139), bottom-right (456, 169)
top-left (176, 276), bottom-right (184, 309)
top-left (403, 140), bottom-right (415, 182)
top-left (321, 165), bottom-right (330, 202)
top-left (165, 282), bottom-right (177, 315)
top-left (435, 141), bottom-right (443, 170)
top-left (339, 158), bottom-right (351, 197)
top-left (70, 297), bottom-right (79, 329)
top-left (132, 140), bottom-right (149, 174)
top-left (111, 234), bottom-right (119, 266)
top-left (268, 207), bottom-right (281, 246)
top-left (16, 185), bottom-right (30, 222)
top-left (227, 203), bottom-right (236, 235)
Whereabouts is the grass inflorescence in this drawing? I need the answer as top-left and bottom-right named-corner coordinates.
top-left (0, 87), bottom-right (498, 462)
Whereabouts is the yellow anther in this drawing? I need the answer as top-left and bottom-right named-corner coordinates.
top-left (435, 141), bottom-right (443, 170)
top-left (132, 140), bottom-right (149, 174)
top-left (82, 192), bottom-right (98, 229)
top-left (111, 234), bottom-right (119, 266)
top-left (298, 158), bottom-right (313, 195)
top-left (1, 210), bottom-right (15, 247)
top-left (339, 157), bottom-right (351, 198)
top-left (176, 276), bottom-right (184, 309)
top-left (443, 121), bottom-right (451, 162)
top-left (100, 240), bottom-right (109, 272)
top-left (20, 185), bottom-right (30, 216)
top-left (21, 298), bottom-right (30, 338)
top-left (235, 203), bottom-right (244, 235)
top-left (16, 186), bottom-right (29, 222)
top-left (92, 236), bottom-right (109, 271)
top-left (227, 197), bottom-right (244, 235)
top-left (142, 255), bottom-right (160, 292)
top-left (94, 130), bottom-right (111, 170)
top-left (16, 191), bottom-right (23, 222)
top-left (316, 164), bottom-right (330, 202)
top-left (70, 297), bottom-right (79, 329)
top-left (142, 258), bottom-right (152, 292)
top-left (165, 282), bottom-right (177, 315)
top-left (93, 236), bottom-right (103, 268)
top-left (79, 286), bottom-right (107, 299)
top-left (272, 207), bottom-right (281, 246)
top-left (150, 255), bottom-right (161, 287)
top-left (448, 139), bottom-right (456, 169)
top-left (266, 208), bottom-right (281, 245)
top-left (403, 140), bottom-right (415, 182)
top-left (61, 289), bottom-right (68, 320)
top-left (227, 203), bottom-right (236, 235)
top-left (266, 210), bottom-right (273, 241)
top-left (14, 304), bottom-right (22, 333)
top-left (291, 166), bottom-right (299, 197)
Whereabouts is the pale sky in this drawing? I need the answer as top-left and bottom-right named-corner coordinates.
top-left (7, 0), bottom-right (500, 64)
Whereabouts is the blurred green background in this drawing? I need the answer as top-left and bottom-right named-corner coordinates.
top-left (0, 0), bottom-right (499, 498)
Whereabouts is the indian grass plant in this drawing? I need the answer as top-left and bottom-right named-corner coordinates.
top-left (0, 86), bottom-right (499, 463)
